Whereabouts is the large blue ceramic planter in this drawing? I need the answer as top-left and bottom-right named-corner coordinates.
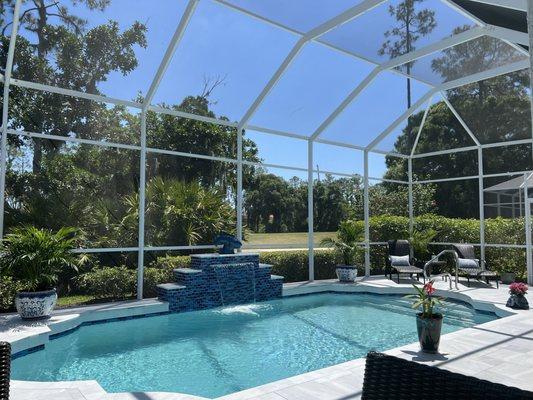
top-left (15, 289), bottom-right (57, 319)
top-left (335, 265), bottom-right (358, 282)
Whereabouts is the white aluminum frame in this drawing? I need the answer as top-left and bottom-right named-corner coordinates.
top-left (1, 0), bottom-right (532, 295)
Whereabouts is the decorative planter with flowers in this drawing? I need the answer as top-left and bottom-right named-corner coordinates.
top-left (506, 282), bottom-right (529, 310)
top-left (407, 281), bottom-right (443, 353)
top-left (0, 226), bottom-right (87, 319)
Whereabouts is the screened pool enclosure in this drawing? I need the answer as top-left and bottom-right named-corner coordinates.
top-left (1, 0), bottom-right (533, 298)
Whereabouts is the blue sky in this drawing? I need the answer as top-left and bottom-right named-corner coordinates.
top-left (17, 0), bottom-right (478, 180)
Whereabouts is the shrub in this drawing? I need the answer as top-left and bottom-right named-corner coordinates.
top-left (149, 255), bottom-right (189, 270)
top-left (148, 250), bottom-right (344, 284)
top-left (0, 226), bottom-right (88, 292)
top-left (143, 267), bottom-right (174, 298)
top-left (76, 267), bottom-right (136, 299)
top-left (0, 275), bottom-right (25, 312)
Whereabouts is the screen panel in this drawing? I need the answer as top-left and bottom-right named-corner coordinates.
top-left (152, 0), bottom-right (298, 122)
top-left (12, 0), bottom-right (188, 100)
top-left (250, 42), bottom-right (374, 136)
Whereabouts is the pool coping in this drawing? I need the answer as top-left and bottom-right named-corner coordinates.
top-left (3, 276), bottom-right (530, 400)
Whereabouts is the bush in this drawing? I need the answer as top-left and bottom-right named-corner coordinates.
top-left (0, 275), bottom-right (25, 312)
top-left (76, 267), bottom-right (136, 299)
top-left (346, 214), bottom-right (527, 278)
top-left (143, 267), bottom-right (174, 298)
top-left (148, 250), bottom-right (344, 284)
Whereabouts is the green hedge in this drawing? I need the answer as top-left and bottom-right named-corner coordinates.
top-left (147, 250), bottom-right (354, 284)
top-left (1, 214), bottom-right (527, 311)
top-left (0, 275), bottom-right (25, 312)
top-left (348, 214), bottom-right (526, 277)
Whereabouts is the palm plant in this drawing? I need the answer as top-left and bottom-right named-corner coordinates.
top-left (410, 227), bottom-right (438, 261)
top-left (321, 221), bottom-right (364, 266)
top-left (0, 226), bottom-right (88, 291)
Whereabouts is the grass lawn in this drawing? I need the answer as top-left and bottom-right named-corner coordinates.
top-left (56, 294), bottom-right (106, 308)
top-left (245, 231), bottom-right (336, 246)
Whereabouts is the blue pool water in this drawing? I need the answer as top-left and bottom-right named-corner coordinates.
top-left (11, 293), bottom-right (497, 397)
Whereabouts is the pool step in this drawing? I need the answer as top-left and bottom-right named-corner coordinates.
top-left (156, 283), bottom-right (187, 312)
top-left (173, 268), bottom-right (203, 285)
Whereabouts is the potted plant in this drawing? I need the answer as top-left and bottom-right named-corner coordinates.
top-left (501, 271), bottom-right (516, 285)
top-left (408, 281), bottom-right (443, 353)
top-left (506, 282), bottom-right (529, 310)
top-left (409, 228), bottom-right (438, 268)
top-left (0, 226), bottom-right (88, 319)
top-left (321, 221), bottom-right (363, 283)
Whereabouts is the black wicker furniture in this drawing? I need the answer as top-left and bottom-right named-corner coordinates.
top-left (362, 351), bottom-right (533, 400)
top-left (0, 341), bottom-right (10, 400)
top-left (387, 240), bottom-right (424, 284)
top-left (452, 244), bottom-right (499, 288)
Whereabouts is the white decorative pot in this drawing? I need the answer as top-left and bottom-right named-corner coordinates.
top-left (336, 266), bottom-right (358, 283)
top-left (15, 289), bottom-right (57, 319)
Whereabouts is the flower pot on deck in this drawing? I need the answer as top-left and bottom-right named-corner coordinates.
top-left (506, 293), bottom-right (529, 310)
top-left (416, 313), bottom-right (443, 353)
top-left (335, 266), bottom-right (358, 283)
top-left (15, 289), bottom-right (57, 319)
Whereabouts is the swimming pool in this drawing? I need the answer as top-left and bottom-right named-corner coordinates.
top-left (11, 293), bottom-right (497, 398)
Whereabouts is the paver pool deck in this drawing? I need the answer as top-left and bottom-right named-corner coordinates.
top-left (2, 276), bottom-right (532, 400)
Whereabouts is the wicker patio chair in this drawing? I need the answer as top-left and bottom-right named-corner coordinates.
top-left (452, 244), bottom-right (499, 288)
top-left (387, 240), bottom-right (424, 284)
top-left (0, 341), bottom-right (10, 400)
top-left (362, 351), bottom-right (533, 400)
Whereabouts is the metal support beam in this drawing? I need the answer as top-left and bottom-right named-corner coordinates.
top-left (485, 25), bottom-right (530, 47)
top-left (478, 148), bottom-right (486, 264)
top-left (367, 91), bottom-right (435, 151)
top-left (408, 158), bottom-right (414, 234)
top-left (363, 150), bottom-right (370, 276)
top-left (238, 0), bottom-right (387, 129)
top-left (237, 128), bottom-right (243, 242)
top-left (0, 0), bottom-right (21, 238)
top-left (441, 93), bottom-right (481, 146)
top-left (310, 67), bottom-right (381, 140)
top-left (525, 182), bottom-right (533, 285)
top-left (311, 27), bottom-right (485, 142)
top-left (368, 59), bottom-right (529, 152)
top-left (307, 140), bottom-right (314, 281)
top-left (137, 111), bottom-right (147, 300)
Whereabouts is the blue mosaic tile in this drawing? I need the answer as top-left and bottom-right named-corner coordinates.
top-left (158, 253), bottom-right (283, 312)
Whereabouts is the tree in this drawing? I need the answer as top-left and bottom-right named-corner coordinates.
top-left (379, 0), bottom-right (436, 111)
top-left (385, 72), bottom-right (530, 217)
top-left (2, 0), bottom-right (147, 173)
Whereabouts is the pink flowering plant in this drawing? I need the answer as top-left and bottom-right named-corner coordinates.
top-left (407, 280), bottom-right (442, 318)
top-left (509, 282), bottom-right (528, 296)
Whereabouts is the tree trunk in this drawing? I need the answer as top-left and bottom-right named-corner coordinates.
top-left (31, 0), bottom-right (49, 174)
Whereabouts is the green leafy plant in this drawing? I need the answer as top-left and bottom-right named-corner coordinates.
top-left (0, 226), bottom-right (88, 292)
top-left (410, 227), bottom-right (438, 261)
top-left (76, 266), bottom-right (136, 299)
top-left (320, 221), bottom-right (364, 266)
top-left (407, 281), bottom-right (442, 318)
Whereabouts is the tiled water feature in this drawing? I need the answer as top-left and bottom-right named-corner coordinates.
top-left (156, 253), bottom-right (284, 312)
